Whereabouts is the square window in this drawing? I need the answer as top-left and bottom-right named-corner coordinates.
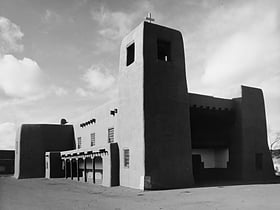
top-left (126, 43), bottom-right (135, 66)
top-left (124, 149), bottom-right (129, 168)
top-left (77, 137), bottom-right (82, 149)
top-left (157, 40), bottom-right (171, 62)
top-left (90, 133), bottom-right (95, 147)
top-left (108, 128), bottom-right (114, 143)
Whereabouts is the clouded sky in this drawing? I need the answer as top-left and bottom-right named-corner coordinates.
top-left (0, 0), bottom-right (279, 150)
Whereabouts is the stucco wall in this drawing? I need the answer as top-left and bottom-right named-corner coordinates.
top-left (118, 22), bottom-right (145, 189)
top-left (73, 101), bottom-right (118, 149)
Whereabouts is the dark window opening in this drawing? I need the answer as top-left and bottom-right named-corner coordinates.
top-left (157, 40), bottom-right (171, 62)
top-left (256, 153), bottom-right (263, 171)
top-left (124, 149), bottom-right (129, 168)
top-left (126, 43), bottom-right (135, 66)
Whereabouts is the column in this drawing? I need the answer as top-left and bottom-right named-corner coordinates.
top-left (92, 157), bottom-right (95, 183)
top-left (77, 158), bottom-right (80, 181)
top-left (64, 159), bottom-right (67, 179)
top-left (84, 157), bottom-right (87, 182)
top-left (70, 158), bottom-right (73, 180)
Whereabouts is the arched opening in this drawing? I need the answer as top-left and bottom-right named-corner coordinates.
top-left (94, 156), bottom-right (103, 184)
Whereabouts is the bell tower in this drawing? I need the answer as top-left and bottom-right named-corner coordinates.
top-left (118, 21), bottom-right (194, 190)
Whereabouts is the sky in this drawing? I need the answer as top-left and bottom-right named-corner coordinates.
top-left (0, 0), bottom-right (279, 150)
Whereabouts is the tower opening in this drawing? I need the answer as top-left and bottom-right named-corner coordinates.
top-left (157, 39), bottom-right (171, 62)
top-left (126, 42), bottom-right (135, 66)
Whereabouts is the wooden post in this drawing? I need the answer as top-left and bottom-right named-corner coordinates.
top-left (70, 159), bottom-right (73, 180)
top-left (92, 157), bottom-right (95, 183)
top-left (77, 158), bottom-right (80, 181)
top-left (64, 159), bottom-right (67, 179)
top-left (84, 157), bottom-right (87, 182)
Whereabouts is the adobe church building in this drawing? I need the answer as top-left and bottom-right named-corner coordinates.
top-left (14, 21), bottom-right (277, 190)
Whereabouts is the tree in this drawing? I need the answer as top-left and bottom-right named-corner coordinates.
top-left (270, 132), bottom-right (280, 151)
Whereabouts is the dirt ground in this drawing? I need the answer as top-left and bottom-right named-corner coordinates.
top-left (0, 176), bottom-right (280, 210)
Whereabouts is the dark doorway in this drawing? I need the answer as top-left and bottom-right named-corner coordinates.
top-left (192, 154), bottom-right (203, 183)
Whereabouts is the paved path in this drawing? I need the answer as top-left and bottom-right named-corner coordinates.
top-left (0, 176), bottom-right (279, 210)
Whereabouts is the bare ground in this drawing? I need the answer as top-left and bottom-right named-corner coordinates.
top-left (0, 176), bottom-right (280, 210)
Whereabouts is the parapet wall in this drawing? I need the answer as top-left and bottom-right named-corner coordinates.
top-left (189, 93), bottom-right (233, 110)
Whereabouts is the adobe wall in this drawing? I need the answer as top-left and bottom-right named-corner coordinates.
top-left (228, 97), bottom-right (244, 180)
top-left (143, 22), bottom-right (194, 189)
top-left (118, 22), bottom-right (146, 189)
top-left (73, 100), bottom-right (118, 149)
top-left (237, 86), bottom-right (275, 181)
top-left (15, 124), bottom-right (75, 179)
